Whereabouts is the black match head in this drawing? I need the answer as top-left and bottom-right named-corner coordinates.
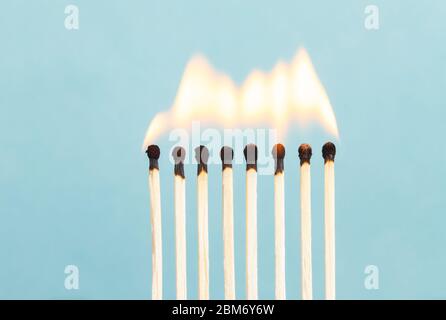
top-left (195, 145), bottom-right (209, 175)
top-left (171, 146), bottom-right (186, 164)
top-left (220, 146), bottom-right (234, 162)
top-left (172, 146), bottom-right (186, 178)
top-left (244, 144), bottom-right (258, 164)
top-left (243, 144), bottom-right (258, 170)
top-left (322, 142), bottom-right (336, 163)
top-left (146, 144), bottom-right (160, 160)
top-left (298, 144), bottom-right (312, 165)
top-left (194, 145), bottom-right (209, 164)
top-left (271, 144), bottom-right (286, 160)
top-left (220, 146), bottom-right (234, 170)
top-left (146, 144), bottom-right (160, 170)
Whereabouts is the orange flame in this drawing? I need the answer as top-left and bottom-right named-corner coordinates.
top-left (142, 48), bottom-right (339, 149)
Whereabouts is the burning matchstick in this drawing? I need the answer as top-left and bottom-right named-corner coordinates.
top-left (272, 144), bottom-right (286, 300)
top-left (195, 145), bottom-right (210, 300)
top-left (146, 145), bottom-right (163, 300)
top-left (244, 144), bottom-right (258, 300)
top-left (322, 142), bottom-right (336, 300)
top-left (220, 146), bottom-right (236, 300)
top-left (172, 147), bottom-right (187, 300)
top-left (141, 47), bottom-right (341, 300)
top-left (298, 144), bottom-right (313, 300)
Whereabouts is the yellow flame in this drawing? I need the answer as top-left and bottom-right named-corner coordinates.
top-left (142, 48), bottom-right (339, 149)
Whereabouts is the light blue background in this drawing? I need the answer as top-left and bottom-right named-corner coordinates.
top-left (1, 0), bottom-right (445, 299)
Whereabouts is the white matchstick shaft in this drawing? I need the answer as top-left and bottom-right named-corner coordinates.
top-left (174, 174), bottom-right (187, 299)
top-left (197, 171), bottom-right (209, 300)
top-left (274, 172), bottom-right (286, 300)
top-left (324, 160), bottom-right (335, 300)
top-left (246, 168), bottom-right (258, 300)
top-left (149, 168), bottom-right (162, 300)
top-left (222, 167), bottom-right (236, 300)
top-left (300, 162), bottom-right (313, 300)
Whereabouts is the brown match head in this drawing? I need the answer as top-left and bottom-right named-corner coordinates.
top-left (271, 144), bottom-right (286, 160)
top-left (272, 144), bottom-right (285, 174)
top-left (146, 144), bottom-right (160, 160)
top-left (298, 144), bottom-right (312, 165)
top-left (171, 146), bottom-right (186, 164)
top-left (322, 142), bottom-right (336, 163)
top-left (220, 146), bottom-right (234, 169)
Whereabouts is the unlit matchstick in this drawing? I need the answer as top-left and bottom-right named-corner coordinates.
top-left (322, 142), bottom-right (336, 300)
top-left (298, 144), bottom-right (313, 300)
top-left (195, 145), bottom-right (210, 300)
top-left (272, 144), bottom-right (286, 300)
top-left (244, 144), bottom-right (258, 300)
top-left (146, 145), bottom-right (163, 300)
top-left (220, 146), bottom-right (236, 300)
top-left (172, 147), bottom-right (187, 300)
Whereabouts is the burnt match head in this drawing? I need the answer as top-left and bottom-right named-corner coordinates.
top-left (272, 144), bottom-right (285, 174)
top-left (171, 146), bottom-right (186, 178)
top-left (322, 142), bottom-right (336, 163)
top-left (195, 145), bottom-right (209, 163)
top-left (272, 144), bottom-right (285, 160)
top-left (146, 145), bottom-right (160, 160)
top-left (220, 146), bottom-right (234, 170)
top-left (244, 144), bottom-right (258, 171)
top-left (298, 144), bottom-right (312, 165)
top-left (171, 146), bottom-right (186, 164)
top-left (146, 144), bottom-right (160, 170)
top-left (195, 145), bottom-right (209, 175)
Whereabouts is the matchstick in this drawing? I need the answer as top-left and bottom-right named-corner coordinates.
top-left (322, 142), bottom-right (336, 300)
top-left (244, 144), bottom-right (258, 300)
top-left (172, 147), bottom-right (187, 300)
top-left (195, 145), bottom-right (210, 300)
top-left (220, 146), bottom-right (236, 300)
top-left (299, 144), bottom-right (313, 300)
top-left (146, 145), bottom-right (163, 300)
top-left (272, 144), bottom-right (286, 300)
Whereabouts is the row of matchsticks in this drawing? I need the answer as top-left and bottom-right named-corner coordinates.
top-left (146, 142), bottom-right (336, 300)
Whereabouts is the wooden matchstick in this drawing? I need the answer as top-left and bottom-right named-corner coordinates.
top-left (299, 144), bottom-right (313, 300)
top-left (220, 146), bottom-right (236, 300)
top-left (172, 147), bottom-right (187, 300)
top-left (272, 144), bottom-right (286, 300)
top-left (195, 145), bottom-right (210, 300)
top-left (322, 142), bottom-right (336, 300)
top-left (146, 145), bottom-right (163, 300)
top-left (244, 144), bottom-right (258, 300)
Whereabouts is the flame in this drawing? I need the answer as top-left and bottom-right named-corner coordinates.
top-left (142, 48), bottom-right (339, 149)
